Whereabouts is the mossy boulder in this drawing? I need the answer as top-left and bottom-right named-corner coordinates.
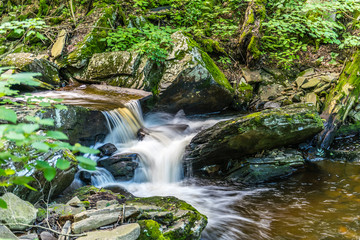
top-left (155, 31), bottom-right (234, 113)
top-left (128, 196), bottom-right (207, 240)
top-left (63, 5), bottom-right (119, 69)
top-left (0, 53), bottom-right (61, 87)
top-left (186, 103), bottom-right (324, 172)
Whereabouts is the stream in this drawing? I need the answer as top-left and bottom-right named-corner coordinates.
top-left (77, 100), bottom-right (360, 240)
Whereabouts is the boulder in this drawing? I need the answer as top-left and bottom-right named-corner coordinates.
top-left (51, 29), bottom-right (67, 58)
top-left (98, 143), bottom-right (118, 157)
top-left (63, 5), bottom-right (119, 69)
top-left (98, 153), bottom-right (139, 180)
top-left (0, 53), bottom-right (61, 87)
top-left (186, 104), bottom-right (324, 172)
top-left (0, 193), bottom-right (37, 230)
top-left (226, 148), bottom-right (305, 184)
top-left (76, 31), bottom-right (234, 114)
top-left (76, 223), bottom-right (140, 240)
top-left (0, 225), bottom-right (18, 240)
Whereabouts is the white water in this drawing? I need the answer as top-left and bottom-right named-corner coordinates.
top-left (82, 101), bottom-right (272, 239)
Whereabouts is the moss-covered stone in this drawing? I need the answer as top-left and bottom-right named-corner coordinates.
top-left (138, 220), bottom-right (169, 240)
top-left (63, 5), bottom-right (119, 69)
top-left (187, 103), bottom-right (324, 172)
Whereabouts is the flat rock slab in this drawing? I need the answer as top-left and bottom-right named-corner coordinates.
top-left (76, 223), bottom-right (140, 240)
top-left (31, 84), bottom-right (152, 111)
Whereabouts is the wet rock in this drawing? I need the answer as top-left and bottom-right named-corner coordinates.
top-left (0, 193), bottom-right (37, 230)
top-left (76, 223), bottom-right (140, 240)
top-left (0, 225), bottom-right (18, 240)
top-left (79, 170), bottom-right (92, 185)
top-left (18, 233), bottom-right (38, 240)
top-left (186, 104), bottom-right (324, 173)
top-left (0, 53), bottom-right (61, 87)
top-left (98, 153), bottom-right (138, 180)
top-left (137, 128), bottom-right (151, 140)
top-left (226, 148), bottom-right (304, 184)
top-left (98, 143), bottom-right (118, 157)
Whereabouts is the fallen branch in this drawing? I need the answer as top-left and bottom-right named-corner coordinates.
top-left (7, 223), bottom-right (86, 238)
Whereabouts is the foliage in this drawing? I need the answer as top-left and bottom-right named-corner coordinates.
top-left (0, 68), bottom-right (98, 208)
top-left (0, 18), bottom-right (48, 44)
top-left (262, 0), bottom-right (360, 69)
top-left (103, 23), bottom-right (175, 63)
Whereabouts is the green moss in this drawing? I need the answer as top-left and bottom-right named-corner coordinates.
top-left (199, 50), bottom-right (233, 92)
top-left (247, 36), bottom-right (261, 60)
top-left (200, 39), bottom-right (225, 54)
top-left (138, 220), bottom-right (169, 240)
top-left (73, 185), bottom-right (125, 201)
top-left (36, 208), bottom-right (47, 221)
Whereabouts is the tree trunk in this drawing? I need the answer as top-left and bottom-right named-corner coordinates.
top-left (237, 0), bottom-right (267, 67)
top-left (317, 50), bottom-right (360, 149)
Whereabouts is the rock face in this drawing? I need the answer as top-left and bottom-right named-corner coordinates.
top-left (186, 104), bottom-right (324, 172)
top-left (75, 31), bottom-right (234, 114)
top-left (0, 53), bottom-right (61, 87)
top-left (226, 148), bottom-right (305, 184)
top-left (0, 193), bottom-right (37, 230)
top-left (0, 225), bottom-right (18, 240)
top-left (76, 223), bottom-right (140, 240)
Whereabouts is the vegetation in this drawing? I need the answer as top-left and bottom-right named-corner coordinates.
top-left (0, 68), bottom-right (97, 209)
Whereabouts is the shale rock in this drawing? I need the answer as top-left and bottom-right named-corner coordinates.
top-left (76, 223), bottom-right (140, 240)
top-left (186, 104), bottom-right (324, 172)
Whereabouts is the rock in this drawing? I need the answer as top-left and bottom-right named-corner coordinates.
top-left (156, 31), bottom-right (234, 113)
top-left (258, 84), bottom-right (284, 101)
top-left (241, 67), bottom-right (262, 83)
top-left (301, 77), bottom-right (321, 89)
top-left (96, 200), bottom-right (119, 210)
top-left (186, 104), bottom-right (324, 172)
top-left (0, 225), bottom-right (18, 240)
top-left (292, 94), bottom-right (302, 103)
top-left (263, 101), bottom-right (281, 109)
top-left (314, 83), bottom-right (331, 94)
top-left (295, 76), bottom-right (306, 88)
top-left (299, 68), bottom-right (315, 77)
top-left (0, 53), bottom-right (61, 86)
top-left (64, 5), bottom-right (119, 69)
top-left (304, 92), bottom-right (318, 106)
top-left (39, 232), bottom-right (57, 240)
top-left (98, 153), bottom-right (138, 180)
top-left (0, 193), bottom-right (37, 230)
top-left (18, 233), bottom-right (38, 240)
top-left (58, 221), bottom-right (71, 240)
top-left (51, 29), bottom-right (67, 58)
top-left (98, 143), bottom-right (118, 157)
top-left (76, 223), bottom-right (140, 240)
top-left (226, 149), bottom-right (304, 184)
top-left (2, 149), bottom-right (77, 204)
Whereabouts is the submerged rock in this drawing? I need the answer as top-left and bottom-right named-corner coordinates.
top-left (186, 103), bottom-right (324, 172)
top-left (0, 193), bottom-right (37, 230)
top-left (98, 153), bottom-right (139, 180)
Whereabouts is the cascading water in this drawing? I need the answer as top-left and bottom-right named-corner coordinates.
top-left (77, 100), bottom-right (269, 239)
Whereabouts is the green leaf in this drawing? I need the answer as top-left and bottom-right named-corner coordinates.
top-left (76, 156), bottom-right (96, 170)
top-left (0, 199), bottom-right (7, 209)
top-left (56, 159), bottom-right (71, 170)
top-left (54, 104), bottom-right (67, 110)
top-left (38, 118), bottom-right (54, 126)
top-left (46, 131), bottom-right (68, 140)
top-left (5, 132), bottom-right (25, 141)
top-left (32, 142), bottom-right (50, 152)
top-left (0, 107), bottom-right (17, 123)
top-left (73, 143), bottom-right (99, 154)
top-left (39, 101), bottom-right (51, 107)
top-left (4, 169), bottom-right (15, 176)
top-left (23, 183), bottom-right (37, 191)
top-left (21, 123), bottom-right (40, 134)
top-left (11, 176), bottom-right (34, 185)
top-left (43, 167), bottom-right (56, 181)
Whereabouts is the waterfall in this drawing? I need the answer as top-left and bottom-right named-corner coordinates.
top-left (102, 100), bottom-right (144, 144)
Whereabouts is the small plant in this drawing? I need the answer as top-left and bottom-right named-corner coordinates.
top-left (0, 68), bottom-right (98, 208)
top-left (103, 23), bottom-right (175, 63)
top-left (217, 56), bottom-right (232, 69)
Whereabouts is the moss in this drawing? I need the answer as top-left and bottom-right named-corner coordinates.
top-left (36, 207), bottom-right (47, 221)
top-left (200, 39), bottom-right (225, 54)
top-left (37, 0), bottom-right (49, 16)
top-left (138, 220), bottom-right (169, 240)
top-left (247, 35), bottom-right (261, 60)
top-left (73, 185), bottom-right (125, 201)
top-left (199, 50), bottom-right (233, 92)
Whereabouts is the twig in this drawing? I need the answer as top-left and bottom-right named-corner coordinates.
top-left (7, 223), bottom-right (85, 237)
top-left (121, 204), bottom-right (125, 224)
top-left (69, 0), bottom-right (77, 26)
